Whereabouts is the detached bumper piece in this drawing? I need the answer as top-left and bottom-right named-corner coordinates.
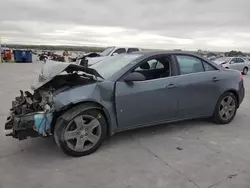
top-left (5, 112), bottom-right (53, 140)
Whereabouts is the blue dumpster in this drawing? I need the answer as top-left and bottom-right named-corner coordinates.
top-left (13, 50), bottom-right (32, 63)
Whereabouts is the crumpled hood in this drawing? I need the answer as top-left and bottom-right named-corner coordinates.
top-left (31, 60), bottom-right (103, 90)
top-left (87, 56), bottom-right (109, 65)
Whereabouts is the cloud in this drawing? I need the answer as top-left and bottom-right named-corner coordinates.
top-left (0, 0), bottom-right (250, 51)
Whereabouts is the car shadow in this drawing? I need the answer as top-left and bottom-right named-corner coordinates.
top-left (14, 118), bottom-right (218, 161)
top-left (102, 118), bottom-right (219, 148)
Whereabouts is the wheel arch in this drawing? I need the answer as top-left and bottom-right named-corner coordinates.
top-left (52, 101), bottom-right (112, 136)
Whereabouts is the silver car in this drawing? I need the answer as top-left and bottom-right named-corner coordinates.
top-left (5, 51), bottom-right (245, 157)
top-left (214, 57), bottom-right (249, 75)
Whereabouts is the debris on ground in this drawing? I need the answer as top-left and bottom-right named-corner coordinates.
top-left (176, 147), bottom-right (183, 151)
top-left (228, 174), bottom-right (238, 179)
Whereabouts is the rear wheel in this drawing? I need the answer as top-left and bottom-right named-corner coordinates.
top-left (213, 92), bottom-right (237, 124)
top-left (54, 105), bottom-right (107, 157)
top-left (242, 67), bottom-right (248, 75)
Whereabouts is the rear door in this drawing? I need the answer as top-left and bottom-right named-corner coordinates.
top-left (174, 55), bottom-right (222, 118)
top-left (115, 55), bottom-right (179, 129)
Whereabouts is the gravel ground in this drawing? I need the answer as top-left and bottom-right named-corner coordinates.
top-left (1, 62), bottom-right (250, 188)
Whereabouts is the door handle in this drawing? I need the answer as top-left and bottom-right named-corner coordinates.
top-left (166, 83), bottom-right (177, 89)
top-left (212, 77), bottom-right (220, 82)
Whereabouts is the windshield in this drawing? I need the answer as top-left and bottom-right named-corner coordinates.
top-left (99, 47), bottom-right (115, 56)
top-left (91, 54), bottom-right (142, 79)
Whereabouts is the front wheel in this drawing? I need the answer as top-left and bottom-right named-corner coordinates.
top-left (212, 92), bottom-right (237, 124)
top-left (54, 105), bottom-right (107, 157)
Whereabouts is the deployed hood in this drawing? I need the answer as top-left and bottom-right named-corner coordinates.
top-left (32, 60), bottom-right (103, 90)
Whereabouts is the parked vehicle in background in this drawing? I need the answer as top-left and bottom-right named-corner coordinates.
top-left (243, 57), bottom-right (250, 62)
top-left (5, 51), bottom-right (245, 157)
top-left (77, 46), bottom-right (141, 66)
top-left (207, 56), bottom-right (217, 61)
top-left (214, 57), bottom-right (250, 75)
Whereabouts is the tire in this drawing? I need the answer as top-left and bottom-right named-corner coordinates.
top-left (212, 92), bottom-right (237, 124)
top-left (54, 104), bottom-right (107, 157)
top-left (242, 67), bottom-right (248, 75)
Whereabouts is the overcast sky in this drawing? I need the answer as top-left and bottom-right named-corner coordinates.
top-left (0, 0), bottom-right (250, 51)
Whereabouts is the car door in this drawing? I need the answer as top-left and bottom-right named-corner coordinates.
top-left (228, 58), bottom-right (238, 70)
top-left (115, 55), bottom-right (179, 129)
top-left (235, 58), bottom-right (245, 71)
top-left (174, 55), bottom-right (221, 118)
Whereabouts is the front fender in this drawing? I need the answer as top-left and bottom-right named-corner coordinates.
top-left (53, 82), bottom-right (118, 135)
top-left (53, 84), bottom-right (99, 110)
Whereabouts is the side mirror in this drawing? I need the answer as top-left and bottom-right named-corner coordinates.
top-left (230, 60), bottom-right (235, 64)
top-left (112, 53), bottom-right (119, 56)
top-left (123, 72), bottom-right (146, 82)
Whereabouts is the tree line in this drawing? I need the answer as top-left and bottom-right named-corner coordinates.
top-left (3, 44), bottom-right (250, 57)
top-left (4, 44), bottom-right (106, 53)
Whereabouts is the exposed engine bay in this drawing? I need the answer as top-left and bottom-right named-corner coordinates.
top-left (5, 61), bottom-right (101, 140)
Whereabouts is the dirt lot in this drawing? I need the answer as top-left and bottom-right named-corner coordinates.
top-left (1, 62), bottom-right (250, 188)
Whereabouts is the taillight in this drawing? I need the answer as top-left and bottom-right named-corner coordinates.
top-left (240, 72), bottom-right (243, 80)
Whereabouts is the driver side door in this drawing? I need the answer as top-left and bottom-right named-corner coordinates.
top-left (229, 58), bottom-right (238, 70)
top-left (114, 55), bottom-right (179, 130)
top-left (235, 58), bottom-right (245, 71)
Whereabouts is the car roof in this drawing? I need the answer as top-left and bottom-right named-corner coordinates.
top-left (131, 50), bottom-right (205, 57)
top-left (107, 46), bottom-right (141, 49)
top-left (99, 50), bottom-right (224, 81)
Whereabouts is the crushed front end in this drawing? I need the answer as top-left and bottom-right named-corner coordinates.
top-left (4, 61), bottom-right (103, 140)
top-left (5, 90), bottom-right (54, 140)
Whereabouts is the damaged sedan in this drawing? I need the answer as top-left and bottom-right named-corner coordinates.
top-left (5, 51), bottom-right (245, 157)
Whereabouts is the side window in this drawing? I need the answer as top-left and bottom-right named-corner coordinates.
top-left (112, 48), bottom-right (126, 55)
top-left (133, 56), bottom-right (171, 80)
top-left (147, 59), bottom-right (164, 70)
top-left (127, 48), bottom-right (139, 53)
top-left (176, 55), bottom-right (204, 75)
top-left (155, 62), bottom-right (164, 69)
top-left (236, 58), bottom-right (244, 63)
top-left (203, 61), bottom-right (217, 71)
top-left (231, 58), bottom-right (237, 64)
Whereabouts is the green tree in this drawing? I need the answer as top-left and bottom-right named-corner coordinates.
top-left (225, 50), bottom-right (244, 57)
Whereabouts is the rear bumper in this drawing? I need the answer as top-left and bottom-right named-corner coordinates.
top-left (5, 111), bottom-right (53, 140)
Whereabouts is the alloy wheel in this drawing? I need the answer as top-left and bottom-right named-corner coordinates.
top-left (64, 115), bottom-right (102, 152)
top-left (219, 96), bottom-right (236, 121)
